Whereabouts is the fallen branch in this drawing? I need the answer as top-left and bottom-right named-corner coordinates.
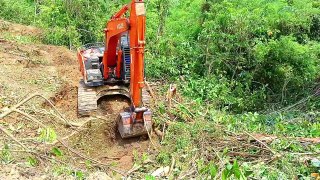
top-left (52, 118), bottom-right (95, 145)
top-left (295, 137), bottom-right (320, 144)
top-left (178, 167), bottom-right (196, 180)
top-left (127, 164), bottom-right (142, 175)
top-left (145, 81), bottom-right (156, 99)
top-left (169, 157), bottom-right (175, 176)
top-left (244, 131), bottom-right (276, 155)
top-left (228, 152), bottom-right (262, 158)
top-left (144, 119), bottom-right (158, 150)
top-left (14, 109), bottom-right (46, 128)
top-left (266, 154), bottom-right (283, 164)
top-left (154, 128), bottom-right (164, 138)
top-left (98, 156), bottom-right (122, 160)
top-left (161, 123), bottom-right (166, 142)
top-left (0, 93), bottom-right (81, 127)
top-left (0, 124), bottom-right (29, 150)
top-left (58, 139), bottom-right (126, 176)
top-left (244, 133), bottom-right (320, 145)
top-left (290, 152), bottom-right (320, 156)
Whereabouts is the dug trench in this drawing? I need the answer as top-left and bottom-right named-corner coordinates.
top-left (0, 19), bottom-right (153, 177)
top-left (64, 95), bottom-right (151, 171)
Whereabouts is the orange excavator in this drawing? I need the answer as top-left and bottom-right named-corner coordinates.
top-left (77, 0), bottom-right (151, 138)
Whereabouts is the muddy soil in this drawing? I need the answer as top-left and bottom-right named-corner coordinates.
top-left (70, 96), bottom-right (150, 170)
top-left (0, 20), bottom-right (152, 178)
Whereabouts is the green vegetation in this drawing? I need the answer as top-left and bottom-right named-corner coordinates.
top-left (1, 0), bottom-right (319, 179)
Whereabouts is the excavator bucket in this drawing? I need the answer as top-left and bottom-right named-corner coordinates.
top-left (117, 110), bottom-right (152, 138)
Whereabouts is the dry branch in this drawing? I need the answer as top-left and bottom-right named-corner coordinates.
top-left (145, 81), bottom-right (156, 99)
top-left (228, 152), bottom-right (262, 158)
top-left (166, 84), bottom-right (177, 109)
top-left (169, 157), bottom-right (175, 176)
top-left (126, 164), bottom-right (142, 175)
top-left (245, 133), bottom-right (320, 145)
top-left (144, 118), bottom-right (158, 150)
top-left (244, 131), bottom-right (276, 155)
top-left (13, 109), bottom-right (46, 128)
top-left (0, 125), bottom-right (28, 150)
top-left (0, 93), bottom-right (80, 127)
top-left (154, 128), bottom-right (164, 138)
top-left (58, 139), bottom-right (126, 175)
top-left (52, 117), bottom-right (95, 145)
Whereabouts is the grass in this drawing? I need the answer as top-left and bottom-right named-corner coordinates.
top-left (144, 85), bottom-right (320, 179)
top-left (1, 32), bottom-right (40, 44)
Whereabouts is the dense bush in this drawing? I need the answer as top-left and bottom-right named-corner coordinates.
top-left (195, 0), bottom-right (320, 111)
top-left (1, 0), bottom-right (319, 112)
top-left (148, 0), bottom-right (320, 112)
top-left (36, 0), bottom-right (128, 47)
top-left (0, 0), bottom-right (35, 24)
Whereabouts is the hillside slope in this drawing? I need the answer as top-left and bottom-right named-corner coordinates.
top-left (0, 20), bottom-right (154, 179)
top-left (0, 19), bottom-right (319, 179)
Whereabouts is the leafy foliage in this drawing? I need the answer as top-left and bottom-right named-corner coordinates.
top-left (0, 0), bottom-right (35, 24)
top-left (0, 0), bottom-right (319, 179)
top-left (38, 127), bottom-right (57, 143)
top-left (1, 144), bottom-right (13, 164)
top-left (1, 0), bottom-right (319, 111)
top-left (51, 147), bottom-right (63, 157)
top-left (27, 156), bottom-right (38, 167)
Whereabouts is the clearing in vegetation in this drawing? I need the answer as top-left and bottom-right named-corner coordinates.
top-left (0, 0), bottom-right (319, 179)
top-left (0, 19), bottom-right (319, 180)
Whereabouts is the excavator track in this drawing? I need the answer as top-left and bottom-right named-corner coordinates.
top-left (77, 81), bottom-right (98, 117)
top-left (78, 80), bottom-right (151, 117)
top-left (78, 80), bottom-right (152, 138)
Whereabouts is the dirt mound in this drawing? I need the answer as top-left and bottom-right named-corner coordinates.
top-left (98, 96), bottom-right (130, 115)
top-left (49, 84), bottom-right (76, 105)
top-left (44, 45), bottom-right (76, 66)
top-left (0, 19), bottom-right (42, 37)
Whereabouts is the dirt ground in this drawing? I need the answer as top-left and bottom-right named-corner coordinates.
top-left (0, 20), bottom-right (153, 179)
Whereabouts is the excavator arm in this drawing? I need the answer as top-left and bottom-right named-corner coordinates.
top-left (103, 0), bottom-right (146, 108)
top-left (102, 0), bottom-right (151, 138)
